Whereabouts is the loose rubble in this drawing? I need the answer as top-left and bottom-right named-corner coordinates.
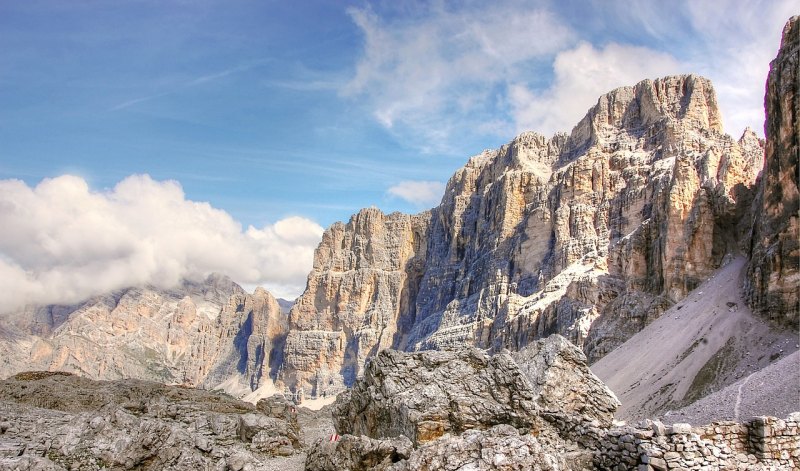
top-left (0, 372), bottom-right (302, 470)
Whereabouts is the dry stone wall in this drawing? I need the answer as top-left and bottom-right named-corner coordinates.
top-left (593, 414), bottom-right (800, 470)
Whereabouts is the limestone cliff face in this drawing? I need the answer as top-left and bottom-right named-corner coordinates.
top-left (278, 74), bottom-right (765, 396)
top-left (0, 275), bottom-right (287, 393)
top-left (281, 209), bottom-right (429, 396)
top-left (746, 16), bottom-right (800, 326)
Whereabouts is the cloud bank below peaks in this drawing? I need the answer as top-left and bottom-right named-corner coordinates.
top-left (0, 174), bottom-right (323, 312)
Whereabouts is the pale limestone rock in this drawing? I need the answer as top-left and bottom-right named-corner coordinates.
top-left (331, 348), bottom-right (542, 445)
top-left (281, 209), bottom-right (429, 397)
top-left (387, 425), bottom-right (568, 471)
top-left (0, 372), bottom-right (302, 470)
top-left (305, 434), bottom-right (413, 471)
top-left (512, 335), bottom-right (620, 427)
top-left (310, 344), bottom-right (614, 470)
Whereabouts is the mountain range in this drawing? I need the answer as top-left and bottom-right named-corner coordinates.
top-left (1, 15), bottom-right (797, 426)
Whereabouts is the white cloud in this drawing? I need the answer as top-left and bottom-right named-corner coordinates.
top-left (387, 180), bottom-right (445, 208)
top-left (0, 174), bottom-right (324, 312)
top-left (508, 42), bottom-right (684, 136)
top-left (574, 0), bottom-right (796, 137)
top-left (343, 2), bottom-right (574, 152)
top-left (681, 0), bottom-right (798, 136)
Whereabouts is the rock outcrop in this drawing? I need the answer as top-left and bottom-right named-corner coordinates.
top-left (331, 348), bottom-right (543, 445)
top-left (513, 335), bottom-right (620, 427)
top-left (309, 343), bottom-right (800, 470)
top-left (279, 74), bottom-right (765, 397)
top-left (0, 275), bottom-right (287, 397)
top-left (313, 342), bottom-right (609, 470)
top-left (746, 15), bottom-right (800, 326)
top-left (0, 372), bottom-right (302, 470)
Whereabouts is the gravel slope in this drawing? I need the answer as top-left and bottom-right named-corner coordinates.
top-left (591, 257), bottom-right (799, 423)
top-left (664, 350), bottom-right (800, 425)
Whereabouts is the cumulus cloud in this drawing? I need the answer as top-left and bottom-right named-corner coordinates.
top-left (387, 180), bottom-right (445, 208)
top-left (0, 174), bottom-right (324, 312)
top-left (508, 42), bottom-right (684, 136)
top-left (572, 0), bottom-right (796, 136)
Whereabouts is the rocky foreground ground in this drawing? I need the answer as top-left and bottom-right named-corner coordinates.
top-left (1, 335), bottom-right (797, 470)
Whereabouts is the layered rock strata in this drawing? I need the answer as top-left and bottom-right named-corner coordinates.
top-left (281, 74), bottom-right (765, 396)
top-left (0, 275), bottom-right (287, 395)
top-left (746, 15), bottom-right (800, 326)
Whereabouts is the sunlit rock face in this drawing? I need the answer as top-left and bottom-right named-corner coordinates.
top-left (0, 274), bottom-right (287, 393)
top-left (281, 209), bottom-right (430, 396)
top-left (278, 74), bottom-right (765, 397)
top-left (746, 16), bottom-right (800, 327)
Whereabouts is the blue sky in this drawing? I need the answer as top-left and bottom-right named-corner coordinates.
top-left (0, 0), bottom-right (796, 304)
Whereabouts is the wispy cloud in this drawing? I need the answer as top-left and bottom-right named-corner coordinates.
top-left (509, 42), bottom-right (683, 136)
top-left (343, 1), bottom-right (795, 148)
top-left (681, 0), bottom-right (797, 135)
top-left (262, 79), bottom-right (342, 91)
top-left (111, 59), bottom-right (270, 111)
top-left (110, 92), bottom-right (171, 111)
top-left (342, 2), bottom-right (574, 153)
top-left (387, 180), bottom-right (445, 208)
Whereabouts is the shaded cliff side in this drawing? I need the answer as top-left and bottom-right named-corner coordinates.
top-left (746, 15), bottom-right (800, 326)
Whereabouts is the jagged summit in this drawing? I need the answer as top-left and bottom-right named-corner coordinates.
top-left (563, 74), bottom-right (723, 162)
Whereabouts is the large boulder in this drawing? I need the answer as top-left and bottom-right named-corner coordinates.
top-left (512, 335), bottom-right (620, 427)
top-left (332, 348), bottom-right (542, 445)
top-left (305, 435), bottom-right (413, 471)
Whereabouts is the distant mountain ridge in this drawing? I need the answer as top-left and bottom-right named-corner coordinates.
top-left (0, 274), bottom-right (286, 395)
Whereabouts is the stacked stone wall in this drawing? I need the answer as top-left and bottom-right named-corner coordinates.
top-left (592, 413), bottom-right (800, 470)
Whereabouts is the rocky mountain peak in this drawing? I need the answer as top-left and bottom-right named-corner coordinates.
top-left (779, 15), bottom-right (798, 53)
top-left (564, 75), bottom-right (723, 161)
top-left (276, 64), bottom-right (771, 398)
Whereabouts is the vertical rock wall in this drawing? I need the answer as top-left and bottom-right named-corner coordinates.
top-left (746, 16), bottom-right (800, 326)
